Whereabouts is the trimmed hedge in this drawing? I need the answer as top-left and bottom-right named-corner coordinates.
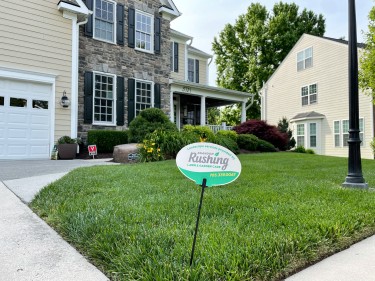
top-left (87, 130), bottom-right (128, 153)
top-left (216, 130), bottom-right (238, 142)
top-left (129, 108), bottom-right (177, 143)
top-left (237, 134), bottom-right (259, 151)
top-left (257, 139), bottom-right (277, 152)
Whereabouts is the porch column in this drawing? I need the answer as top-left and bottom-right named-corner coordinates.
top-left (200, 96), bottom-right (206, 126)
top-left (170, 90), bottom-right (174, 123)
top-left (241, 101), bottom-right (246, 123)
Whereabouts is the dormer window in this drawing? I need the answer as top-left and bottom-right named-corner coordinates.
top-left (94, 0), bottom-right (116, 43)
top-left (297, 47), bottom-right (313, 71)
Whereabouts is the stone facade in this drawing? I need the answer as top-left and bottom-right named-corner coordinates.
top-left (78, 0), bottom-right (172, 140)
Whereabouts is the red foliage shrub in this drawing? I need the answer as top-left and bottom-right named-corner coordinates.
top-left (233, 120), bottom-right (288, 150)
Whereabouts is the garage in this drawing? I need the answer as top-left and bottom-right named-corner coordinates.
top-left (0, 78), bottom-right (52, 159)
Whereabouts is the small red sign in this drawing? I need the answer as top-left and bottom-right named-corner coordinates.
top-left (88, 145), bottom-right (97, 156)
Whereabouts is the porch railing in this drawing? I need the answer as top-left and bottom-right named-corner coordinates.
top-left (206, 123), bottom-right (234, 133)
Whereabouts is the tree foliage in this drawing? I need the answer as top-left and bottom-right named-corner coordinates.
top-left (212, 2), bottom-right (325, 119)
top-left (359, 5), bottom-right (375, 97)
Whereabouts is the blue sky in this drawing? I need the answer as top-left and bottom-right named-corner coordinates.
top-left (171, 0), bottom-right (374, 86)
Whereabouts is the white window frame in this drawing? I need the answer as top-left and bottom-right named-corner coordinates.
top-left (341, 118), bottom-right (364, 147)
top-left (296, 124), bottom-right (305, 147)
top-left (134, 79), bottom-right (154, 116)
top-left (93, 0), bottom-right (116, 44)
top-left (92, 71), bottom-right (117, 126)
top-left (170, 41), bottom-right (177, 72)
top-left (301, 83), bottom-right (318, 106)
top-left (135, 10), bottom-right (154, 53)
top-left (297, 46), bottom-right (313, 71)
top-left (309, 123), bottom-right (317, 148)
top-left (188, 58), bottom-right (197, 82)
top-left (334, 120), bottom-right (341, 147)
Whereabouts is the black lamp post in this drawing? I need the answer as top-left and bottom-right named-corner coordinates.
top-left (342, 0), bottom-right (368, 188)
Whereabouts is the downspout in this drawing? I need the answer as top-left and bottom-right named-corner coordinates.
top-left (70, 15), bottom-right (90, 138)
top-left (206, 57), bottom-right (213, 86)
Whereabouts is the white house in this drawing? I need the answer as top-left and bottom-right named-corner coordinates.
top-left (261, 33), bottom-right (374, 159)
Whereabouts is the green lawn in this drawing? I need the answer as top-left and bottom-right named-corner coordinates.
top-left (31, 153), bottom-right (375, 280)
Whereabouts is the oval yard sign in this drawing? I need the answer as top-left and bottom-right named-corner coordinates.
top-left (176, 142), bottom-right (242, 187)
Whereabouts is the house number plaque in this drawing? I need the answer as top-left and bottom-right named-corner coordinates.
top-left (182, 86), bottom-right (191, 93)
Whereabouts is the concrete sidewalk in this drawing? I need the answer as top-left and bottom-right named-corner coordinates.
top-left (0, 181), bottom-right (109, 281)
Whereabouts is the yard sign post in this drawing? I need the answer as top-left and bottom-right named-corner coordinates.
top-left (176, 142), bottom-right (242, 266)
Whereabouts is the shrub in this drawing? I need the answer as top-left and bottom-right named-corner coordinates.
top-left (257, 139), bottom-right (277, 152)
top-left (138, 131), bottom-right (164, 162)
top-left (305, 149), bottom-right (315, 154)
top-left (129, 108), bottom-right (178, 143)
top-left (277, 117), bottom-right (296, 150)
top-left (216, 130), bottom-right (238, 142)
top-left (182, 125), bottom-right (215, 141)
top-left (370, 138), bottom-right (375, 158)
top-left (294, 145), bottom-right (306, 153)
top-left (211, 134), bottom-right (240, 154)
top-left (234, 120), bottom-right (288, 150)
top-left (57, 136), bottom-right (78, 144)
top-left (87, 130), bottom-right (128, 153)
top-left (237, 134), bottom-right (259, 151)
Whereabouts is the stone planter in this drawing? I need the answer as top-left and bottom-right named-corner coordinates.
top-left (57, 143), bottom-right (77, 160)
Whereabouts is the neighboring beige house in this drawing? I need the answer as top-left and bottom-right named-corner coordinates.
top-left (0, 0), bottom-right (89, 159)
top-left (261, 34), bottom-right (374, 159)
top-left (169, 29), bottom-right (252, 130)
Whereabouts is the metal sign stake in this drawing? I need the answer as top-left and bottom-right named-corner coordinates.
top-left (190, 178), bottom-right (207, 266)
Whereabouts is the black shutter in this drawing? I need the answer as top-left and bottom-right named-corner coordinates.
top-left (154, 83), bottom-right (161, 109)
top-left (117, 77), bottom-right (125, 126)
top-left (116, 4), bottom-right (124, 45)
top-left (84, 0), bottom-right (93, 37)
top-left (195, 59), bottom-right (199, 83)
top-left (84, 71), bottom-right (93, 124)
top-left (128, 78), bottom-right (135, 125)
top-left (128, 8), bottom-right (135, 48)
top-left (154, 16), bottom-right (161, 54)
top-left (174, 42), bottom-right (179, 72)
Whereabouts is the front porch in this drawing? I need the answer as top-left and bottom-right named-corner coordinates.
top-left (169, 79), bottom-right (253, 130)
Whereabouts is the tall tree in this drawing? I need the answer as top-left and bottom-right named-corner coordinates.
top-left (359, 5), bottom-right (375, 96)
top-left (212, 2), bottom-right (325, 119)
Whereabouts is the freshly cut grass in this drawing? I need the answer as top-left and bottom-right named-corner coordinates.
top-left (31, 153), bottom-right (375, 280)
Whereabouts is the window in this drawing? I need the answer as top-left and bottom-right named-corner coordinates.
top-left (334, 121), bottom-right (340, 147)
top-left (135, 11), bottom-right (153, 52)
top-left (188, 58), bottom-right (199, 83)
top-left (170, 42), bottom-right (179, 72)
top-left (297, 47), bottom-right (313, 71)
top-left (135, 80), bottom-right (153, 116)
top-left (0, 96), bottom-right (4, 106)
top-left (297, 124), bottom-right (305, 147)
top-left (32, 100), bottom-right (48, 109)
top-left (341, 118), bottom-right (364, 147)
top-left (10, 97), bottom-right (27, 108)
top-left (94, 0), bottom-right (115, 43)
top-left (94, 73), bottom-right (115, 124)
top-left (342, 120), bottom-right (349, 147)
top-left (301, 83), bottom-right (317, 106)
top-left (309, 123), bottom-right (317, 147)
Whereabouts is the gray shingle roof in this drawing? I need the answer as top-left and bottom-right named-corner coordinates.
top-left (58, 0), bottom-right (80, 7)
top-left (291, 111), bottom-right (325, 120)
top-left (322, 36), bottom-right (366, 49)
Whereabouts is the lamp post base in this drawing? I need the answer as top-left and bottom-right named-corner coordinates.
top-left (342, 178), bottom-right (368, 189)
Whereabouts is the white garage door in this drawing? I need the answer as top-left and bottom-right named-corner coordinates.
top-left (0, 78), bottom-right (52, 159)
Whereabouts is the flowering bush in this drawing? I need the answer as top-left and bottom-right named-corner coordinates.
top-left (138, 132), bottom-right (163, 162)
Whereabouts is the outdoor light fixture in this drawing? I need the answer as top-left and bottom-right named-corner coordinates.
top-left (60, 90), bottom-right (70, 108)
top-left (342, 0), bottom-right (367, 188)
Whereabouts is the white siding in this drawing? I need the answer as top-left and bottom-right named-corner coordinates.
top-left (0, 0), bottom-right (73, 141)
top-left (264, 34), bottom-right (373, 159)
